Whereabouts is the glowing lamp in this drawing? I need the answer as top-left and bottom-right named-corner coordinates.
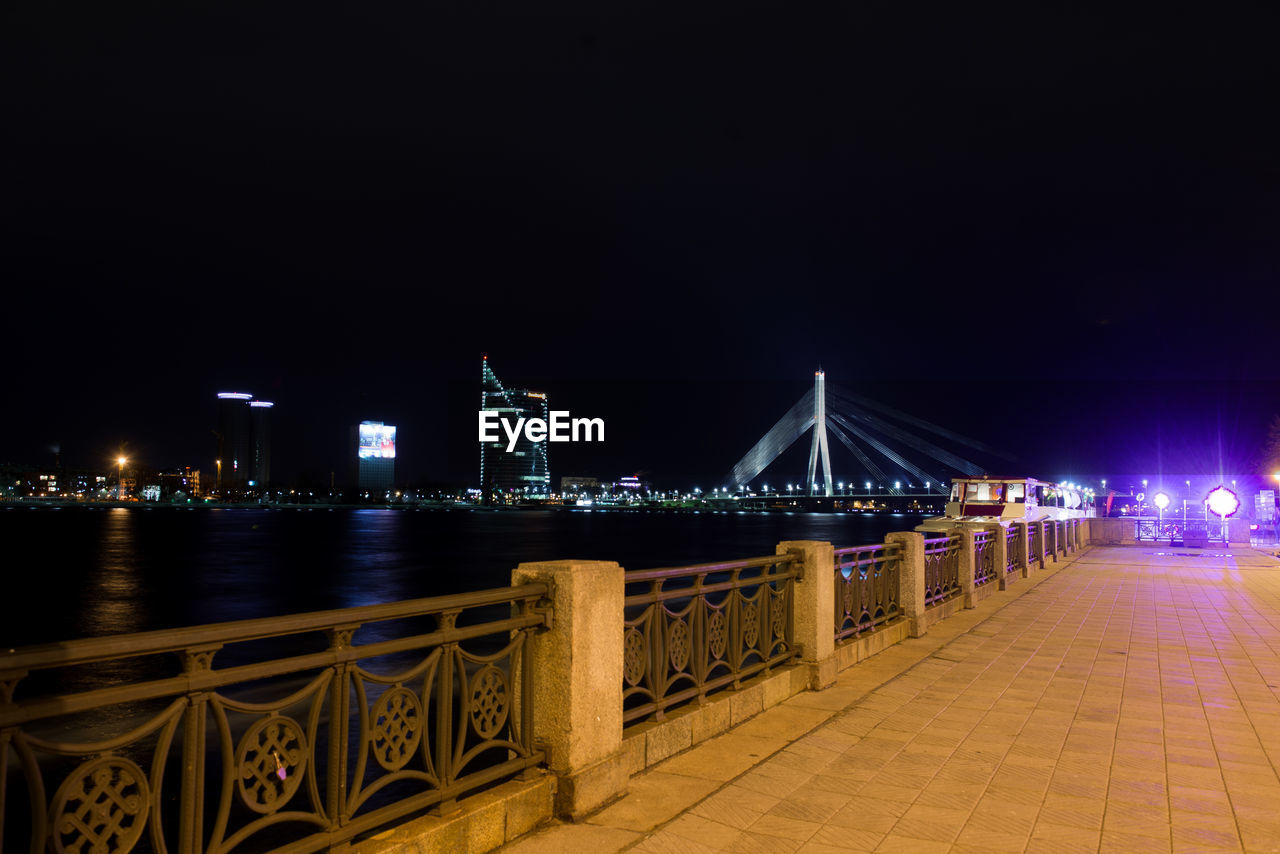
top-left (1207, 486), bottom-right (1239, 519)
top-left (1153, 492), bottom-right (1170, 511)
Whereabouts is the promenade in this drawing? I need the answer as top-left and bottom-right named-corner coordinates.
top-left (502, 545), bottom-right (1280, 854)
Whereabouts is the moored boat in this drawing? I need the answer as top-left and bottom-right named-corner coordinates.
top-left (915, 477), bottom-right (1093, 533)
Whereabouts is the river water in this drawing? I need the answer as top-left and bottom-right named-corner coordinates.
top-left (0, 505), bottom-right (924, 648)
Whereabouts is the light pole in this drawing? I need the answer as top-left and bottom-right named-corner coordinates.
top-left (117, 456), bottom-right (127, 500)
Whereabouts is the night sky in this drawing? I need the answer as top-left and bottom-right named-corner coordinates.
top-left (4, 4), bottom-right (1278, 488)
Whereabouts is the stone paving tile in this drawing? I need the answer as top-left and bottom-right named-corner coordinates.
top-left (500, 546), bottom-right (1280, 854)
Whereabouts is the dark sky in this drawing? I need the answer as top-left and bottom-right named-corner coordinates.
top-left (3, 3), bottom-right (1278, 488)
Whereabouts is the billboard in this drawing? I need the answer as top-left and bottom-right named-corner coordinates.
top-left (358, 422), bottom-right (397, 459)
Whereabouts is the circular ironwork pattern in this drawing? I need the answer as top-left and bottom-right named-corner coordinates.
top-left (707, 611), bottom-right (727, 660)
top-left (623, 629), bottom-right (646, 686)
top-left (371, 686), bottom-right (423, 772)
top-left (236, 715), bottom-right (307, 814)
top-left (742, 603), bottom-right (759, 648)
top-left (668, 619), bottom-right (690, 671)
top-left (469, 665), bottom-right (510, 740)
top-left (51, 755), bottom-right (149, 854)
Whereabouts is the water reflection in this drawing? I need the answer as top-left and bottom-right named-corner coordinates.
top-left (81, 508), bottom-right (145, 638)
top-left (6, 506), bottom-right (916, 648)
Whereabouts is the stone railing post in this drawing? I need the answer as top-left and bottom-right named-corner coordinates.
top-left (953, 528), bottom-right (976, 608)
top-left (885, 532), bottom-right (926, 637)
top-left (777, 540), bottom-right (836, 690)
top-left (1035, 521), bottom-right (1047, 570)
top-left (510, 560), bottom-right (626, 819)
top-left (1013, 521), bottom-right (1030, 578)
top-left (985, 524), bottom-right (1009, 591)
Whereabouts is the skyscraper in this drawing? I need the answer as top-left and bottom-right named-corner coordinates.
top-left (479, 356), bottom-right (550, 501)
top-left (355, 421), bottom-right (396, 494)
top-left (249, 400), bottom-right (273, 488)
top-left (215, 392), bottom-right (273, 494)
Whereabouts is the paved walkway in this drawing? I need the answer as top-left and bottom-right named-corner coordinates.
top-left (501, 545), bottom-right (1280, 854)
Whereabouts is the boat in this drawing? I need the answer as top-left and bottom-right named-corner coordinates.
top-left (915, 477), bottom-right (1093, 533)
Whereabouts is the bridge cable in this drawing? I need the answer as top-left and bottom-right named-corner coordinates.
top-left (828, 411), bottom-right (945, 493)
top-left (726, 390), bottom-right (815, 488)
top-left (825, 419), bottom-right (891, 485)
top-left (829, 406), bottom-right (986, 477)
top-left (828, 385), bottom-right (1014, 461)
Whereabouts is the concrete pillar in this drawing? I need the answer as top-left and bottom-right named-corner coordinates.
top-left (1013, 521), bottom-right (1030, 578)
top-left (510, 560), bottom-right (626, 819)
top-left (953, 528), bottom-right (976, 609)
top-left (778, 540), bottom-right (836, 690)
top-left (985, 524), bottom-right (1010, 591)
top-left (886, 531), bottom-right (926, 638)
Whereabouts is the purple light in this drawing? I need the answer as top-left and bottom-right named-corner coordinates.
top-left (217, 392), bottom-right (252, 400)
top-left (1153, 492), bottom-right (1170, 510)
top-left (1207, 486), bottom-right (1239, 518)
top-left (250, 400), bottom-right (274, 408)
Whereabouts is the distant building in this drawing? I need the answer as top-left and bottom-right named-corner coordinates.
top-left (158, 467), bottom-right (202, 498)
top-left (613, 475), bottom-right (650, 493)
top-left (480, 356), bottom-right (550, 500)
top-left (215, 392), bottom-right (273, 493)
top-left (249, 401), bottom-right (272, 488)
top-left (354, 421), bottom-right (396, 494)
top-left (560, 476), bottom-right (599, 494)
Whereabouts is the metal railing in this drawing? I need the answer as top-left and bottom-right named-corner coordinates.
top-left (833, 543), bottom-right (902, 642)
top-left (622, 555), bottom-right (798, 725)
top-left (972, 531), bottom-right (997, 587)
top-left (0, 586), bottom-right (549, 854)
top-left (1005, 527), bottom-right (1022, 576)
top-left (1135, 518), bottom-right (1227, 543)
top-left (1030, 523), bottom-right (1044, 565)
top-left (923, 536), bottom-right (961, 606)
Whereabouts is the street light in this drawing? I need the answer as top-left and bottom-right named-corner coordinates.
top-left (117, 456), bottom-right (127, 500)
top-left (1154, 491), bottom-right (1170, 526)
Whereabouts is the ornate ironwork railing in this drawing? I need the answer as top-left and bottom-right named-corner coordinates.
top-left (623, 555), bottom-right (798, 725)
top-left (923, 536), bottom-right (961, 606)
top-left (972, 531), bottom-right (997, 587)
top-left (1005, 527), bottom-right (1022, 575)
top-left (0, 585), bottom-right (549, 854)
top-left (833, 543), bottom-right (902, 642)
top-left (1135, 518), bottom-right (1227, 543)
top-left (1030, 523), bottom-right (1044, 564)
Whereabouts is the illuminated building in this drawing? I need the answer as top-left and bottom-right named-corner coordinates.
top-left (355, 421), bottom-right (396, 493)
top-left (560, 476), bottom-right (599, 494)
top-left (157, 467), bottom-right (202, 498)
top-left (479, 356), bottom-right (551, 501)
top-left (215, 392), bottom-right (273, 493)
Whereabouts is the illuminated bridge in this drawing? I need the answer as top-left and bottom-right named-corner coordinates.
top-left (725, 370), bottom-right (1011, 499)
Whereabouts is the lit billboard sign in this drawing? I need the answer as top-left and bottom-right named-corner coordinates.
top-left (358, 422), bottom-right (396, 459)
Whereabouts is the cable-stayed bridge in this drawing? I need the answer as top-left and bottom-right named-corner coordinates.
top-left (726, 371), bottom-right (1011, 498)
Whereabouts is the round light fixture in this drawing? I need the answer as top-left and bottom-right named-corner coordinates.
top-left (1207, 485), bottom-right (1240, 519)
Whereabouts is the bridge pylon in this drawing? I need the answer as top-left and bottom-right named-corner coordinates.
top-left (806, 370), bottom-right (832, 495)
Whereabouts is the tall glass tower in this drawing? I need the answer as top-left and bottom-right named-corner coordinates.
top-left (215, 392), bottom-right (272, 495)
top-left (479, 356), bottom-right (550, 502)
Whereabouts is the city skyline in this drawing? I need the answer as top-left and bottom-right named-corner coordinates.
top-left (4, 6), bottom-right (1278, 488)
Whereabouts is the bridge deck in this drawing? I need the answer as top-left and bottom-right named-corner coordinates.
top-left (501, 545), bottom-right (1280, 854)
